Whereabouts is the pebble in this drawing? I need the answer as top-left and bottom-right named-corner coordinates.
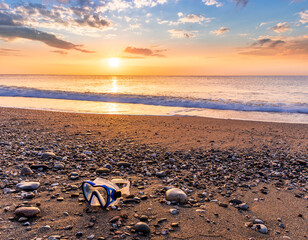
top-left (253, 219), bottom-right (264, 224)
top-left (253, 224), bottom-right (268, 234)
top-left (237, 203), bottom-right (249, 210)
top-left (139, 215), bottom-right (148, 222)
top-left (42, 152), bottom-right (56, 159)
top-left (165, 188), bottom-right (187, 203)
top-left (18, 217), bottom-right (28, 222)
top-left (196, 209), bottom-right (206, 213)
top-left (30, 164), bottom-right (48, 170)
top-left (229, 199), bottom-right (242, 205)
top-left (54, 163), bottom-right (64, 170)
top-left (20, 167), bottom-right (33, 176)
top-left (15, 207), bottom-right (40, 217)
top-left (41, 225), bottom-right (51, 230)
top-left (96, 167), bottom-right (111, 174)
top-left (16, 182), bottom-right (40, 191)
top-left (171, 222), bottom-right (179, 227)
top-left (70, 172), bottom-right (79, 180)
top-left (156, 171), bottom-right (166, 177)
top-left (169, 208), bottom-right (179, 215)
top-left (117, 161), bottom-right (131, 167)
top-left (135, 222), bottom-right (150, 234)
top-left (48, 236), bottom-right (61, 240)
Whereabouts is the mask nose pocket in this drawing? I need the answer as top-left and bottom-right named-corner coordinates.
top-left (94, 188), bottom-right (108, 207)
top-left (90, 194), bottom-right (101, 206)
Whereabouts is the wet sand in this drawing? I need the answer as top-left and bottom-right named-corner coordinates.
top-left (0, 107), bottom-right (307, 240)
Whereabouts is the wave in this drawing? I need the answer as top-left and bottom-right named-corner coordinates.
top-left (0, 85), bottom-right (307, 114)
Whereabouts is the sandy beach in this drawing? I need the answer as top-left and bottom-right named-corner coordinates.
top-left (0, 107), bottom-right (307, 240)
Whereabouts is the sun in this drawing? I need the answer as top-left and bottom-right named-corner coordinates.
top-left (108, 57), bottom-right (120, 68)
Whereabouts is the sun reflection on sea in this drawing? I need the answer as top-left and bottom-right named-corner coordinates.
top-left (111, 77), bottom-right (118, 93)
top-left (106, 102), bottom-right (118, 113)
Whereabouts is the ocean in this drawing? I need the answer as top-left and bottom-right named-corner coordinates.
top-left (0, 75), bottom-right (307, 123)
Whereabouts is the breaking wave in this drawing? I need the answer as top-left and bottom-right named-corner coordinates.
top-left (0, 85), bottom-right (307, 114)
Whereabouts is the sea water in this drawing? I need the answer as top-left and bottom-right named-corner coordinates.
top-left (0, 75), bottom-right (307, 123)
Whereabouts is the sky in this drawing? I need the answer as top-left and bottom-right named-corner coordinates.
top-left (0, 0), bottom-right (307, 75)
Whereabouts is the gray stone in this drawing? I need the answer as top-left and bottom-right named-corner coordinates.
top-left (253, 219), bottom-right (264, 224)
top-left (165, 188), bottom-right (187, 203)
top-left (16, 182), bottom-right (40, 191)
top-left (48, 236), bottom-right (61, 240)
top-left (169, 209), bottom-right (179, 215)
top-left (15, 207), bottom-right (40, 217)
top-left (41, 225), bottom-right (51, 230)
top-left (156, 171), bottom-right (166, 177)
top-left (253, 224), bottom-right (268, 234)
top-left (54, 164), bottom-right (64, 170)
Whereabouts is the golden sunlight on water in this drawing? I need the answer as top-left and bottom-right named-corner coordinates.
top-left (106, 103), bottom-right (118, 113)
top-left (111, 77), bottom-right (118, 93)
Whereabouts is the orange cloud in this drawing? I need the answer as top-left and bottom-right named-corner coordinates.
top-left (124, 46), bottom-right (166, 57)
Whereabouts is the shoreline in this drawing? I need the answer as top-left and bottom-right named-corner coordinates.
top-left (1, 104), bottom-right (308, 125)
top-left (0, 107), bottom-right (307, 239)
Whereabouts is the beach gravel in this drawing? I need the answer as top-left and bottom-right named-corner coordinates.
top-left (0, 107), bottom-right (307, 240)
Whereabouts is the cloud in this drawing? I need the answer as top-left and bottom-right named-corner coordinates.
top-left (271, 22), bottom-right (291, 33)
top-left (124, 46), bottom-right (166, 57)
top-left (210, 27), bottom-right (230, 35)
top-left (162, 13), bottom-right (213, 26)
top-left (202, 0), bottom-right (223, 7)
top-left (168, 29), bottom-right (197, 38)
top-left (0, 25), bottom-right (93, 53)
top-left (133, 0), bottom-right (167, 8)
top-left (0, 4), bottom-right (95, 52)
top-left (11, 3), bottom-right (111, 31)
top-left (239, 35), bottom-right (308, 56)
top-left (0, 48), bottom-right (22, 56)
top-left (250, 38), bottom-right (285, 48)
top-left (299, 10), bottom-right (308, 24)
top-left (177, 14), bottom-right (212, 24)
top-left (70, 7), bottom-right (110, 29)
top-left (0, 2), bottom-right (9, 10)
top-left (0, 12), bottom-right (21, 26)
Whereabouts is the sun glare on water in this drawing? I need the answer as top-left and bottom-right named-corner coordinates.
top-left (108, 57), bottom-right (120, 68)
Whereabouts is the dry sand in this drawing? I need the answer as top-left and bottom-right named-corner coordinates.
top-left (0, 107), bottom-right (307, 240)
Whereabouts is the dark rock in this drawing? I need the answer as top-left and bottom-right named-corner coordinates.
top-left (96, 167), bottom-right (111, 174)
top-left (117, 162), bottom-right (131, 167)
top-left (135, 222), bottom-right (150, 234)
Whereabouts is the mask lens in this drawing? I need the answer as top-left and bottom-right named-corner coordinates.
top-left (82, 182), bottom-right (93, 202)
top-left (96, 187), bottom-right (108, 204)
